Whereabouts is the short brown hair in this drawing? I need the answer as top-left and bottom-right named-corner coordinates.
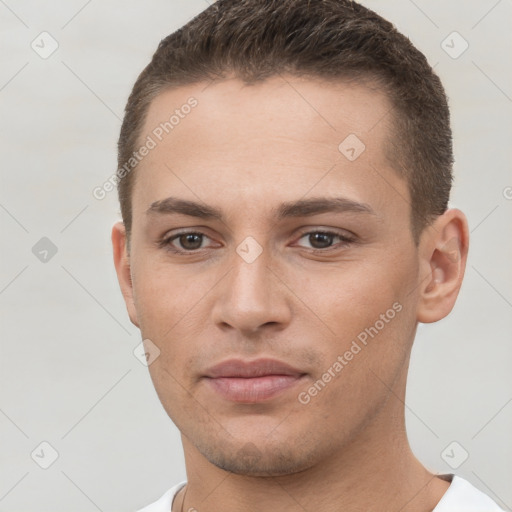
top-left (117, 0), bottom-right (453, 243)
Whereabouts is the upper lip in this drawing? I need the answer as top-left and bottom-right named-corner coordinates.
top-left (204, 358), bottom-right (305, 378)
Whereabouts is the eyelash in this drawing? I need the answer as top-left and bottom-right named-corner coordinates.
top-left (158, 229), bottom-right (356, 254)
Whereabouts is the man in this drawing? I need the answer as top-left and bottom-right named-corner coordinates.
top-left (112, 1), bottom-right (504, 510)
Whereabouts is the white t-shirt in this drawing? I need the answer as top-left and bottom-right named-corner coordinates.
top-left (136, 475), bottom-right (505, 512)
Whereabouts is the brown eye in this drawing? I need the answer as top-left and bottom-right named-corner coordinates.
top-left (308, 232), bottom-right (335, 249)
top-left (159, 230), bottom-right (220, 254)
top-left (295, 230), bottom-right (354, 251)
top-left (176, 233), bottom-right (204, 250)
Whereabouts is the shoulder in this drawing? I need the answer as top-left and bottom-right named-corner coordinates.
top-left (135, 481), bottom-right (187, 512)
top-left (434, 475), bottom-right (505, 511)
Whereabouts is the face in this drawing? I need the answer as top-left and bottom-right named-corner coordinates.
top-left (115, 76), bottom-right (429, 476)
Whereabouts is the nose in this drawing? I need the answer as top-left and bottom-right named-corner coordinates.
top-left (211, 246), bottom-right (292, 336)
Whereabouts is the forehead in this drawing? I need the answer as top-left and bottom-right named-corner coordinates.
top-left (132, 75), bottom-right (408, 224)
top-left (143, 74), bottom-right (393, 153)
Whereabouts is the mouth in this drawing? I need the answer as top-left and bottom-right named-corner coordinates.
top-left (203, 358), bottom-right (307, 403)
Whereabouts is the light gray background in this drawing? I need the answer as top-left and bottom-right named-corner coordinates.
top-left (1, 1), bottom-right (511, 511)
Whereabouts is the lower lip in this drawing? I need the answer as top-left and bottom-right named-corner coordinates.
top-left (205, 375), bottom-right (304, 403)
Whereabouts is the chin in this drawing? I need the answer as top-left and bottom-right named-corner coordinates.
top-left (196, 437), bottom-right (316, 477)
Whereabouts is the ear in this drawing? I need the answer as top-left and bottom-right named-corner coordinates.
top-left (416, 209), bottom-right (469, 323)
top-left (112, 221), bottom-right (140, 328)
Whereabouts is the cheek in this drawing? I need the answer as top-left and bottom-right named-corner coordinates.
top-left (131, 261), bottom-right (213, 387)
top-left (296, 259), bottom-right (409, 338)
top-left (293, 256), bottom-right (416, 393)
top-left (146, 361), bottom-right (203, 433)
top-left (131, 258), bottom-right (216, 335)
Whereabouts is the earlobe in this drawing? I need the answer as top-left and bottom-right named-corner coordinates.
top-left (416, 209), bottom-right (469, 324)
top-left (111, 221), bottom-right (140, 328)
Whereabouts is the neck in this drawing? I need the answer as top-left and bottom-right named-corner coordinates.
top-left (174, 366), bottom-right (450, 512)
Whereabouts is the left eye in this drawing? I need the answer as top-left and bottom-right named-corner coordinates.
top-left (296, 231), bottom-right (352, 250)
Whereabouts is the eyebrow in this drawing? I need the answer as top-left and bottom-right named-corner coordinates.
top-left (146, 196), bottom-right (376, 220)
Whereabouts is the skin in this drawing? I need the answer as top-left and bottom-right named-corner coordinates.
top-left (112, 75), bottom-right (469, 512)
